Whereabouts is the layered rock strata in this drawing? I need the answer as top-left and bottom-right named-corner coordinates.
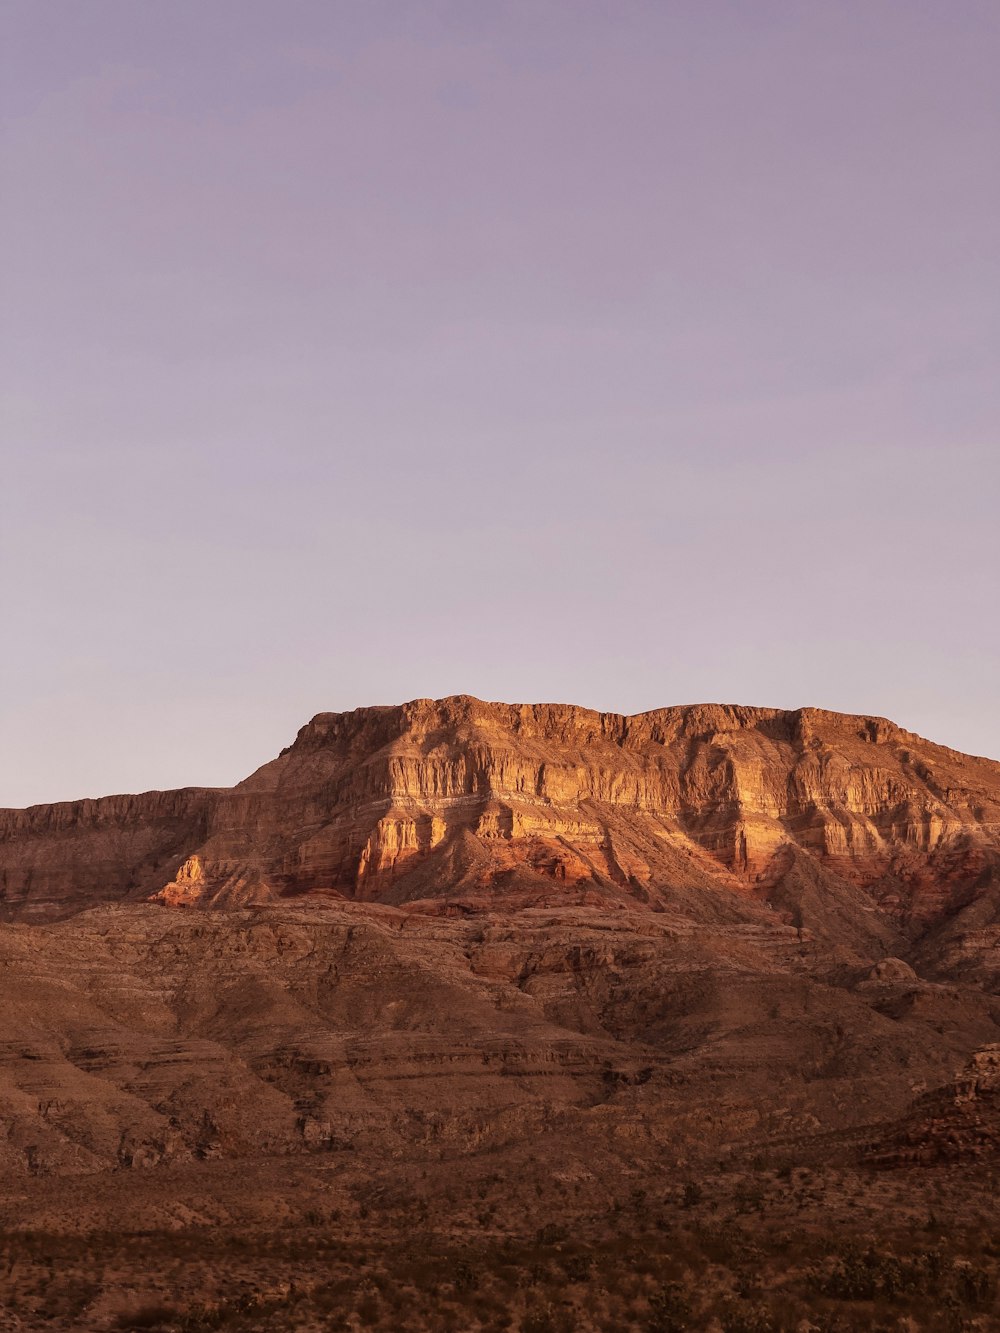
top-left (2, 700), bottom-right (998, 952)
top-left (0, 788), bottom-right (214, 920)
top-left (1, 902), bottom-right (996, 1177)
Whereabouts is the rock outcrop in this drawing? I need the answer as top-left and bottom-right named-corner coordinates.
top-left (864, 1044), bottom-right (1000, 1167)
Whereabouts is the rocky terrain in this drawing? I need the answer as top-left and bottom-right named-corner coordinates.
top-left (0, 697), bottom-right (998, 1330)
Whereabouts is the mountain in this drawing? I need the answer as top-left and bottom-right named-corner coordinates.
top-left (2, 699), bottom-right (999, 1328)
top-left (3, 696), bottom-right (998, 977)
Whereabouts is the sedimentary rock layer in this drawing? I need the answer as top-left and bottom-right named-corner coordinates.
top-left (0, 788), bottom-right (214, 920)
top-left (1, 698), bottom-right (997, 959)
top-left (1, 901), bottom-right (996, 1177)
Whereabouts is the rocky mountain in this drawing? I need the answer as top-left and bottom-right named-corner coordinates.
top-left (2, 699), bottom-right (999, 1328)
top-left (0, 699), bottom-right (995, 898)
top-left (2, 696), bottom-right (998, 976)
top-left (0, 697), bottom-right (997, 1163)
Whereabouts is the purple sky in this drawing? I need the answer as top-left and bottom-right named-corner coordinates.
top-left (2, 1), bottom-right (998, 806)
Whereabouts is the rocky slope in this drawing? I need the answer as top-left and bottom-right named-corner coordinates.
top-left (864, 1044), bottom-right (1000, 1167)
top-left (1, 901), bottom-right (997, 1179)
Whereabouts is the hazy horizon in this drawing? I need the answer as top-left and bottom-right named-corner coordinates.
top-left (3, 1), bottom-right (998, 806)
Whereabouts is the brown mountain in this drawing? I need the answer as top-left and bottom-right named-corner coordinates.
top-left (2, 697), bottom-right (998, 974)
top-left (2, 699), bottom-right (999, 1329)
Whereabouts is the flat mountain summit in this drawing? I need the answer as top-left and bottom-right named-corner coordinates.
top-left (2, 696), bottom-right (998, 976)
top-left (2, 699), bottom-right (999, 1328)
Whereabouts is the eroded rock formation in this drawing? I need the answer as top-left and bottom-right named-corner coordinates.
top-left (3, 698), bottom-right (997, 965)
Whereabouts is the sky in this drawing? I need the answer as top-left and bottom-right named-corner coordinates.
top-left (1, 0), bottom-right (998, 806)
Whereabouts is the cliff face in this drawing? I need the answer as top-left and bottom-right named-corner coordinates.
top-left (0, 788), bottom-right (215, 920)
top-left (2, 698), bottom-right (998, 959)
top-left (157, 698), bottom-right (1000, 970)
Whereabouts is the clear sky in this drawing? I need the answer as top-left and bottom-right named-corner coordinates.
top-left (1, 1), bottom-right (998, 806)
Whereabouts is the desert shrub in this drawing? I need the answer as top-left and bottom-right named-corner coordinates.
top-left (810, 1244), bottom-right (959, 1305)
top-left (355, 1292), bottom-right (381, 1326)
top-left (112, 1307), bottom-right (183, 1331)
top-left (559, 1251), bottom-right (593, 1282)
top-left (452, 1257), bottom-right (479, 1291)
top-left (718, 1299), bottom-right (775, 1332)
top-left (951, 1260), bottom-right (996, 1310)
top-left (645, 1281), bottom-right (693, 1332)
top-left (536, 1222), bottom-right (569, 1245)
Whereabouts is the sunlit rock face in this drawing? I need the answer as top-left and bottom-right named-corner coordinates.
top-left (2, 697), bottom-right (998, 950)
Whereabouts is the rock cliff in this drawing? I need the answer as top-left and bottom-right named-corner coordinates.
top-left (2, 699), bottom-right (998, 963)
top-left (0, 788), bottom-right (215, 921)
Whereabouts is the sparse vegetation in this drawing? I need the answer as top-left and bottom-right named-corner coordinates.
top-left (0, 1157), bottom-right (997, 1330)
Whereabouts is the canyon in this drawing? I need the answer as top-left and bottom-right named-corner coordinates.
top-left (1, 697), bottom-right (998, 1331)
